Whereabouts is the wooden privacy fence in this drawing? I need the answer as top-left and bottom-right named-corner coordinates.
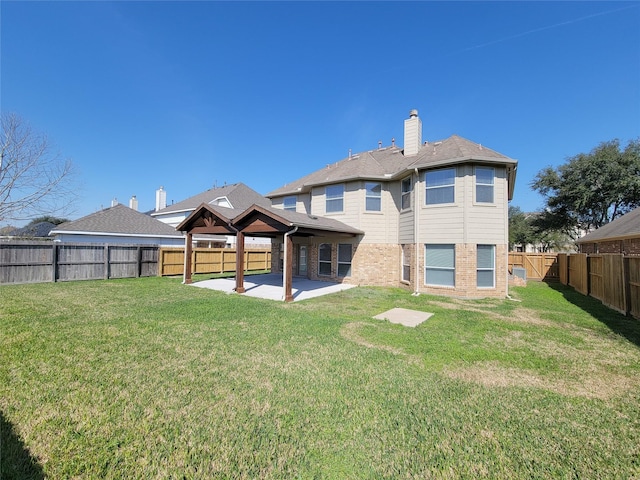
top-left (0, 241), bottom-right (158, 285)
top-left (159, 247), bottom-right (271, 277)
top-left (508, 253), bottom-right (559, 280)
top-left (557, 253), bottom-right (640, 319)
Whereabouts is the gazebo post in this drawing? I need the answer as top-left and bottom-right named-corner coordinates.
top-left (184, 232), bottom-right (193, 284)
top-left (235, 231), bottom-right (246, 293)
top-left (284, 232), bottom-right (294, 302)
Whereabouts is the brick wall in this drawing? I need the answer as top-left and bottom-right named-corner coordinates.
top-left (416, 243), bottom-right (508, 298)
top-left (579, 237), bottom-right (640, 255)
top-left (271, 238), bottom-right (509, 298)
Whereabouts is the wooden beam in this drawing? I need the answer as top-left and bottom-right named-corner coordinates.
top-left (184, 233), bottom-right (193, 284)
top-left (235, 231), bottom-right (246, 294)
top-left (284, 233), bottom-right (294, 302)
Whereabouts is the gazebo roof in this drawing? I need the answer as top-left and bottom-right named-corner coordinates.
top-left (176, 203), bottom-right (363, 238)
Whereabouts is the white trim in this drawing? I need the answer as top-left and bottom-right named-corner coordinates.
top-left (49, 230), bottom-right (183, 239)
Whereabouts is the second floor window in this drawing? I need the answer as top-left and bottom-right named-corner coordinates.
top-left (426, 168), bottom-right (455, 205)
top-left (326, 184), bottom-right (344, 213)
top-left (365, 182), bottom-right (381, 211)
top-left (476, 166), bottom-right (494, 203)
top-left (283, 196), bottom-right (296, 211)
top-left (401, 177), bottom-right (412, 210)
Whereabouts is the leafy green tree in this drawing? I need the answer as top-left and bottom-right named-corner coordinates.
top-left (531, 138), bottom-right (640, 237)
top-left (25, 215), bottom-right (69, 226)
top-left (508, 205), bottom-right (534, 250)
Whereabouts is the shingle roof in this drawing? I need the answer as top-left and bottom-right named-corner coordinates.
top-left (177, 203), bottom-right (363, 236)
top-left (152, 182), bottom-right (270, 216)
top-left (576, 207), bottom-right (640, 243)
top-left (266, 134), bottom-right (517, 197)
top-left (254, 205), bottom-right (364, 235)
top-left (50, 204), bottom-right (183, 237)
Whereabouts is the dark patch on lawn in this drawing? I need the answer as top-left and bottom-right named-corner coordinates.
top-left (1, 410), bottom-right (45, 480)
top-left (546, 281), bottom-right (640, 348)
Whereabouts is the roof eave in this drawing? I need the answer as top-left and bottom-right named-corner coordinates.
top-left (49, 230), bottom-right (183, 238)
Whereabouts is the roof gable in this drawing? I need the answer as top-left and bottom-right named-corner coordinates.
top-left (152, 183), bottom-right (270, 215)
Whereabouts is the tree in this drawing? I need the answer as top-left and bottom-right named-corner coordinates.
top-left (508, 205), bottom-right (534, 250)
top-left (532, 138), bottom-right (640, 236)
top-left (0, 113), bottom-right (77, 223)
top-left (25, 215), bottom-right (70, 226)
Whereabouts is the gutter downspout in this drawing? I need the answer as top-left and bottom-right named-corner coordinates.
top-left (413, 168), bottom-right (420, 296)
top-left (283, 226), bottom-right (299, 301)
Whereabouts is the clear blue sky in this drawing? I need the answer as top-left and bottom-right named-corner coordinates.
top-left (2, 1), bottom-right (639, 224)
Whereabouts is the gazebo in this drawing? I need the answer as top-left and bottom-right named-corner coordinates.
top-left (176, 203), bottom-right (362, 301)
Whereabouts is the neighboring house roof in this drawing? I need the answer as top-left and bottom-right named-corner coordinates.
top-left (576, 207), bottom-right (640, 243)
top-left (266, 134), bottom-right (517, 198)
top-left (10, 221), bottom-right (57, 237)
top-left (50, 204), bottom-right (183, 238)
top-left (151, 182), bottom-right (270, 216)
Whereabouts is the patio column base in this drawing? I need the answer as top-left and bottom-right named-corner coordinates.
top-left (284, 294), bottom-right (294, 302)
top-left (236, 287), bottom-right (246, 294)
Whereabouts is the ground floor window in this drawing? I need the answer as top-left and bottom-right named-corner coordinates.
top-left (318, 243), bottom-right (332, 276)
top-left (402, 244), bottom-right (411, 282)
top-left (477, 244), bottom-right (495, 287)
top-left (337, 243), bottom-right (352, 277)
top-left (425, 244), bottom-right (455, 287)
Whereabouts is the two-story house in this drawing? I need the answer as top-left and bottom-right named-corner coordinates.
top-left (265, 110), bottom-right (517, 298)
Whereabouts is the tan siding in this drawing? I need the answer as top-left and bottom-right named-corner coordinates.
top-left (357, 181), bottom-right (398, 244)
top-left (417, 167), bottom-right (465, 243)
top-left (301, 194), bottom-right (311, 214)
top-left (466, 167), bottom-right (508, 244)
top-left (399, 210), bottom-right (414, 243)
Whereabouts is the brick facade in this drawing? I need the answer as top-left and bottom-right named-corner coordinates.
top-left (271, 238), bottom-right (508, 298)
top-left (580, 237), bottom-right (640, 255)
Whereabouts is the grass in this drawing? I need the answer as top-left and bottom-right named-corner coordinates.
top-left (1, 278), bottom-right (639, 479)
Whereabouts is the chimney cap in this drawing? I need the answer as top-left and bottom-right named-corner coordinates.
top-left (409, 109), bottom-right (418, 118)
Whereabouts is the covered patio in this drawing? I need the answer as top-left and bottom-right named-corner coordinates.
top-left (191, 273), bottom-right (356, 301)
top-left (176, 203), bottom-right (362, 302)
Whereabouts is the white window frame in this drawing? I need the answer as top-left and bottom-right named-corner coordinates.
top-left (283, 196), bottom-right (296, 211)
top-left (401, 177), bottom-right (412, 210)
top-left (425, 168), bottom-right (455, 205)
top-left (425, 244), bottom-right (455, 287)
top-left (401, 244), bottom-right (410, 282)
top-left (318, 243), bottom-right (332, 276)
top-left (477, 244), bottom-right (495, 288)
top-left (365, 182), bottom-right (382, 212)
top-left (337, 243), bottom-right (352, 277)
top-left (475, 166), bottom-right (495, 204)
top-left (325, 184), bottom-right (344, 213)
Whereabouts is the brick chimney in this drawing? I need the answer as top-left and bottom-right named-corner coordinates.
top-left (403, 109), bottom-right (422, 157)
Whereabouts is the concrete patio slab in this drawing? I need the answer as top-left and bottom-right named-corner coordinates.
top-left (191, 273), bottom-right (356, 302)
top-left (373, 307), bottom-right (433, 327)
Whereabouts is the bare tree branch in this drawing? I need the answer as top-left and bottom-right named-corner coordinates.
top-left (0, 113), bottom-right (78, 223)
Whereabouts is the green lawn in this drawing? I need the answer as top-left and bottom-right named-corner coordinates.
top-left (1, 278), bottom-right (639, 479)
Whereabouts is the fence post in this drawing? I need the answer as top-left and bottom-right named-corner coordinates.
top-left (104, 244), bottom-right (109, 280)
top-left (136, 246), bottom-right (142, 278)
top-left (623, 256), bottom-right (631, 316)
top-left (52, 243), bottom-right (58, 283)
